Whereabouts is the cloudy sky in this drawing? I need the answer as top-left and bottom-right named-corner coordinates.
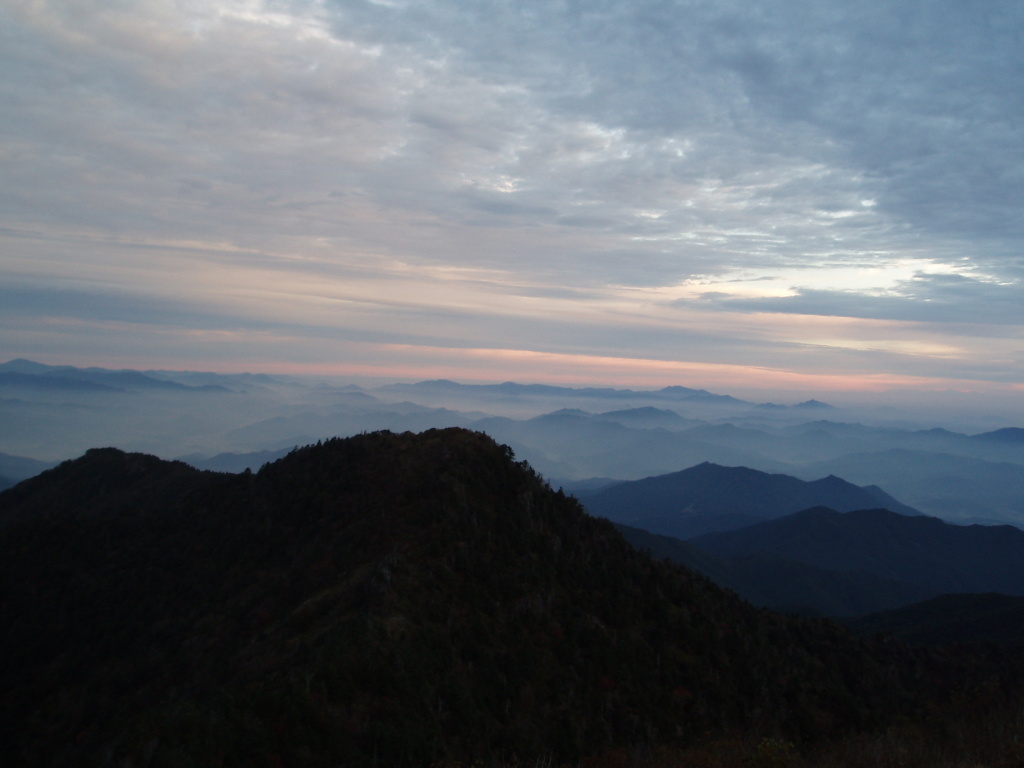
top-left (2, 0), bottom-right (1023, 401)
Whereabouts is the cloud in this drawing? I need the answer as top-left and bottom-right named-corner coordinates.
top-left (697, 272), bottom-right (1024, 328)
top-left (1, 0), bottom-right (1022, 395)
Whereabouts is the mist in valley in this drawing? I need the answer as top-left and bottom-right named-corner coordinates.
top-left (3, 359), bottom-right (1021, 531)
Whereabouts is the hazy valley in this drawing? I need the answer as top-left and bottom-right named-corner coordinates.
top-left (3, 358), bottom-right (1023, 528)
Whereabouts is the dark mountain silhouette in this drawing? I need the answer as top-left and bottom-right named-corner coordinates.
top-left (0, 447), bottom-right (218, 528)
top-left (615, 524), bottom-right (934, 618)
top-left (2, 429), bottom-right (1014, 766)
top-left (844, 593), bottom-right (1024, 648)
top-left (691, 507), bottom-right (1024, 597)
top-left (582, 462), bottom-right (919, 539)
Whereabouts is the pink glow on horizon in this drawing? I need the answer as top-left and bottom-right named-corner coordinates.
top-left (44, 344), bottom-right (1017, 400)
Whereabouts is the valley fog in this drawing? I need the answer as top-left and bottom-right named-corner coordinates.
top-left (2, 359), bottom-right (1022, 529)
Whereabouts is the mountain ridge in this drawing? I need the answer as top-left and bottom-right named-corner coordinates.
top-left (2, 429), bottom-right (1010, 766)
top-left (615, 523), bottom-right (935, 618)
top-left (582, 461), bottom-right (920, 539)
top-left (692, 507), bottom-right (1024, 596)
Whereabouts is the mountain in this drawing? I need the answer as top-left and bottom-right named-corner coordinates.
top-left (581, 462), bottom-right (920, 539)
top-left (179, 447), bottom-right (292, 473)
top-left (224, 402), bottom-right (481, 452)
top-left (0, 452), bottom-right (55, 486)
top-left (593, 406), bottom-right (697, 430)
top-left (0, 359), bottom-right (231, 393)
top-left (654, 385), bottom-right (746, 405)
top-left (472, 413), bottom-right (784, 482)
top-left (0, 358), bottom-right (53, 375)
top-left (746, 420), bottom-right (1024, 468)
top-left (795, 400), bottom-right (834, 410)
top-left (974, 427), bottom-right (1024, 445)
top-left (0, 370), bottom-right (121, 392)
top-left (2, 429), bottom-right (1012, 766)
top-left (7, 360), bottom-right (1022, 535)
top-left (615, 524), bottom-right (934, 618)
top-left (844, 593), bottom-right (1024, 648)
top-left (798, 448), bottom-right (1024, 526)
top-left (380, 379), bottom-right (754, 406)
top-left (0, 447), bottom-right (218, 528)
top-left (691, 507), bottom-right (1024, 597)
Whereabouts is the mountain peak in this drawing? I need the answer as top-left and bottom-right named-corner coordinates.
top-left (0, 358), bottom-right (54, 374)
top-left (974, 427), bottom-right (1024, 444)
top-left (1, 428), bottom-right (993, 766)
top-left (583, 463), bottom-right (918, 539)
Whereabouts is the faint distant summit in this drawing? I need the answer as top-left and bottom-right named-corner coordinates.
top-left (0, 358), bottom-right (54, 374)
top-left (973, 427), bottom-right (1024, 444)
top-left (0, 359), bottom-right (231, 393)
top-left (755, 398), bottom-right (834, 411)
top-left (387, 379), bottom-right (751, 404)
top-left (655, 385), bottom-right (744, 404)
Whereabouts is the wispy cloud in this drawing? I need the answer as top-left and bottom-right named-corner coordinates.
top-left (1, 0), bottom-right (1021, 396)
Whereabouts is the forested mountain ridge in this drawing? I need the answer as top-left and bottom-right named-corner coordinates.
top-left (1, 429), bottom-right (1020, 766)
top-left (692, 506), bottom-right (1024, 596)
top-left (581, 462), bottom-right (920, 539)
top-left (0, 447), bottom-right (214, 527)
top-left (614, 523), bottom-right (935, 617)
top-left (842, 593), bottom-right (1024, 648)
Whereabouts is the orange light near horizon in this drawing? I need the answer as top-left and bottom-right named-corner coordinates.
top-left (24, 338), bottom-right (1022, 400)
top-left (196, 343), bottom-right (1022, 397)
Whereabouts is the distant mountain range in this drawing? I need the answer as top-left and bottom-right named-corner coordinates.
top-left (583, 462), bottom-right (1024, 619)
top-left (179, 447), bottom-right (292, 473)
top-left (0, 358), bottom-right (229, 393)
top-left (2, 359), bottom-right (1023, 530)
top-left (580, 462), bottom-right (920, 539)
top-left (379, 378), bottom-right (750, 405)
top-left (798, 448), bottom-right (1024, 527)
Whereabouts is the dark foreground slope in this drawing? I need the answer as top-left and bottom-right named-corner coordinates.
top-left (692, 507), bottom-right (1024, 596)
top-left (844, 593), bottom-right (1024, 648)
top-left (615, 523), bottom-right (935, 617)
top-left (0, 430), bottom-right (1018, 767)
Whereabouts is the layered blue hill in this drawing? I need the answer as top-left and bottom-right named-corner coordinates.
top-left (582, 462), bottom-right (919, 539)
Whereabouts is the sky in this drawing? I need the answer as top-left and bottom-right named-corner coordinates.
top-left (2, 0), bottom-right (1023, 403)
